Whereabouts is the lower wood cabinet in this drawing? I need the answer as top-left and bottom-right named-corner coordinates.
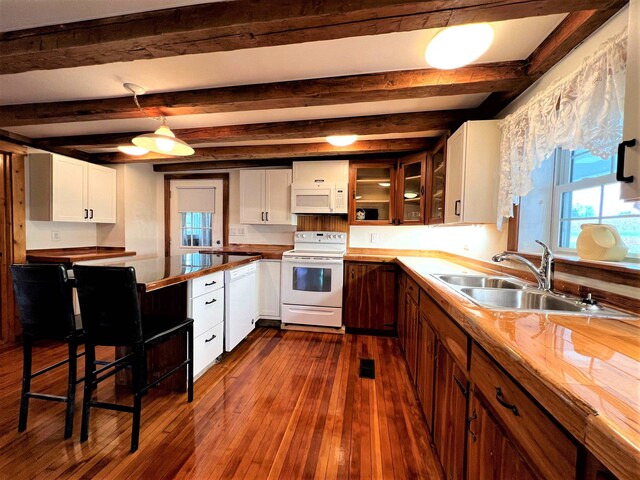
top-left (416, 312), bottom-right (436, 432)
top-left (433, 342), bottom-right (468, 480)
top-left (466, 388), bottom-right (537, 480)
top-left (397, 273), bottom-right (407, 352)
top-left (343, 262), bottom-right (396, 332)
top-left (404, 294), bottom-right (419, 380)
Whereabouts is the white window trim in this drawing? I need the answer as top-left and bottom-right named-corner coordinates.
top-left (180, 212), bottom-right (214, 249)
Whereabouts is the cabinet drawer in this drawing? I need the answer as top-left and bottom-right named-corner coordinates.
top-left (421, 290), bottom-right (468, 370)
top-left (470, 344), bottom-right (577, 480)
top-left (189, 270), bottom-right (224, 298)
top-left (194, 322), bottom-right (224, 378)
top-left (191, 287), bottom-right (225, 338)
top-left (406, 276), bottom-right (419, 303)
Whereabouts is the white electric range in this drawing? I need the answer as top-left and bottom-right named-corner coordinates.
top-left (280, 231), bottom-right (347, 328)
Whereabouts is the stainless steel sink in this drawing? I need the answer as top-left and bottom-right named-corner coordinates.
top-left (435, 274), bottom-right (526, 289)
top-left (459, 288), bottom-right (585, 312)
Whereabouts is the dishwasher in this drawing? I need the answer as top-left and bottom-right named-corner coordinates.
top-left (224, 262), bottom-right (258, 351)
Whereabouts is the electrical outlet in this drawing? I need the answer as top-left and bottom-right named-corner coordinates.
top-left (51, 231), bottom-right (61, 242)
top-left (463, 243), bottom-right (470, 251)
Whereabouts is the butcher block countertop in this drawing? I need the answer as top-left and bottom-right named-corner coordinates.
top-left (199, 243), bottom-right (292, 260)
top-left (26, 246), bottom-right (136, 266)
top-left (75, 252), bottom-right (260, 292)
top-left (347, 249), bottom-right (640, 480)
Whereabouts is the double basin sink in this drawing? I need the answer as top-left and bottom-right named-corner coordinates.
top-left (433, 274), bottom-right (630, 317)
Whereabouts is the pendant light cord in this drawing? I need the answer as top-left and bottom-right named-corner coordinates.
top-left (131, 92), bottom-right (166, 124)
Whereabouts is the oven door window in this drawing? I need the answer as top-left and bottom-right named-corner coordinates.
top-left (292, 267), bottom-right (332, 292)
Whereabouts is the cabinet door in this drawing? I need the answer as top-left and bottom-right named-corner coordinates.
top-left (397, 152), bottom-right (427, 224)
top-left (416, 313), bottom-right (436, 432)
top-left (343, 262), bottom-right (396, 331)
top-left (239, 170), bottom-right (265, 224)
top-left (349, 161), bottom-right (397, 224)
top-left (51, 156), bottom-right (87, 222)
top-left (466, 389), bottom-right (537, 480)
top-left (265, 169), bottom-right (293, 224)
top-left (258, 260), bottom-right (281, 318)
top-left (404, 295), bottom-right (419, 381)
top-left (86, 164), bottom-right (116, 223)
top-left (621, 0), bottom-right (640, 201)
top-left (444, 126), bottom-right (464, 225)
top-left (433, 343), bottom-right (468, 480)
top-left (397, 273), bottom-right (407, 353)
top-left (427, 136), bottom-right (447, 224)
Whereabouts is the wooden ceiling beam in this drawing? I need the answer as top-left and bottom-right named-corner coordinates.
top-left (35, 110), bottom-right (466, 149)
top-left (0, 128), bottom-right (90, 161)
top-left (477, 1), bottom-right (627, 118)
top-left (0, 62), bottom-right (526, 127)
top-left (0, 0), bottom-right (619, 74)
top-left (90, 138), bottom-right (433, 164)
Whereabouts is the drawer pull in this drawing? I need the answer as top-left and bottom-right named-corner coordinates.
top-left (205, 298), bottom-right (217, 305)
top-left (467, 409), bottom-right (478, 443)
top-left (204, 280), bottom-right (217, 286)
top-left (204, 334), bottom-right (217, 343)
top-left (495, 387), bottom-right (519, 416)
top-left (454, 375), bottom-right (468, 397)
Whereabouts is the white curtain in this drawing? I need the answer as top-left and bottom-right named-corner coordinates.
top-left (497, 30), bottom-right (628, 229)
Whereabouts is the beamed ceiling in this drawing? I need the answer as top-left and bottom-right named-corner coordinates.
top-left (0, 0), bottom-right (629, 171)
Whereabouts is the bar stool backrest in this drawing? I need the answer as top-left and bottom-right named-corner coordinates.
top-left (73, 266), bottom-right (143, 346)
top-left (10, 264), bottom-right (76, 340)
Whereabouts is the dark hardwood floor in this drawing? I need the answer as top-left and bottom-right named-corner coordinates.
top-left (0, 328), bottom-right (443, 479)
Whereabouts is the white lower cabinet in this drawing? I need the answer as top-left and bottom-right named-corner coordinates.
top-left (258, 260), bottom-right (281, 319)
top-left (188, 271), bottom-right (225, 379)
top-left (193, 322), bottom-right (224, 378)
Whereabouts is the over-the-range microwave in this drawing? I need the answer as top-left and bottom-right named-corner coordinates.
top-left (291, 182), bottom-right (348, 214)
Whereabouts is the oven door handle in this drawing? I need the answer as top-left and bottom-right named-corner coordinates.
top-left (282, 257), bottom-right (344, 265)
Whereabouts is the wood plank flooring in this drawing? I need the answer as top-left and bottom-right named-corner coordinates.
top-left (0, 328), bottom-right (443, 479)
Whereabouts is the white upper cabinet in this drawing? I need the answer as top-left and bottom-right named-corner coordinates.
top-left (444, 120), bottom-right (500, 224)
top-left (620, 0), bottom-right (640, 201)
top-left (29, 153), bottom-right (117, 224)
top-left (239, 169), bottom-right (295, 225)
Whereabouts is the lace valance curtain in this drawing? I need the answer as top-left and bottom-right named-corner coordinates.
top-left (496, 30), bottom-right (628, 229)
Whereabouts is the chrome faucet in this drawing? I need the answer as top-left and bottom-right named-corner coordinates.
top-left (492, 240), bottom-right (554, 291)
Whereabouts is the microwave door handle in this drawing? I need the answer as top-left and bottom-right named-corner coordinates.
top-left (329, 190), bottom-right (335, 212)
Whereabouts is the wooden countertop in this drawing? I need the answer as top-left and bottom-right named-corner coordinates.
top-left (75, 252), bottom-right (260, 292)
top-left (364, 253), bottom-right (639, 480)
top-left (26, 246), bottom-right (136, 265)
top-left (199, 244), bottom-right (292, 260)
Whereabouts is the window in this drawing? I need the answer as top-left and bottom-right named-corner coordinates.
top-left (519, 149), bottom-right (640, 259)
top-left (180, 212), bottom-right (213, 247)
top-left (552, 150), bottom-right (639, 257)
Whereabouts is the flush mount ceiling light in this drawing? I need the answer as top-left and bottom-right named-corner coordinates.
top-left (119, 83), bottom-right (194, 156)
top-left (425, 23), bottom-right (494, 69)
top-left (326, 135), bottom-right (358, 147)
top-left (404, 192), bottom-right (418, 199)
top-left (378, 182), bottom-right (391, 187)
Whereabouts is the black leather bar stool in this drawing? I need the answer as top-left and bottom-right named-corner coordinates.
top-left (10, 263), bottom-right (84, 439)
top-left (73, 265), bottom-right (194, 453)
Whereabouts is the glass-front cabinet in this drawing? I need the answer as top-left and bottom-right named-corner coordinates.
top-left (427, 136), bottom-right (447, 224)
top-left (349, 161), bottom-right (396, 224)
top-left (397, 152), bottom-right (427, 224)
top-left (348, 137), bottom-right (448, 225)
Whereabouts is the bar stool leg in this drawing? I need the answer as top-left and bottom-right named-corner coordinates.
top-left (130, 344), bottom-right (144, 453)
top-left (18, 336), bottom-right (33, 432)
top-left (64, 338), bottom-right (78, 439)
top-left (80, 344), bottom-right (95, 443)
top-left (187, 326), bottom-right (194, 403)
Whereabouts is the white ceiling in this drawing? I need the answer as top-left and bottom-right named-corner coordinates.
top-left (0, 4), bottom-right (566, 151)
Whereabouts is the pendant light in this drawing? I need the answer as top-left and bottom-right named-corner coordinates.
top-left (119, 83), bottom-right (194, 156)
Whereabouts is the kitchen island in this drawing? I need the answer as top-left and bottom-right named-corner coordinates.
top-left (75, 252), bottom-right (261, 391)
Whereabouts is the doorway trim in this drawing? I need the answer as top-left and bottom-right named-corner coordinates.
top-left (163, 173), bottom-right (229, 257)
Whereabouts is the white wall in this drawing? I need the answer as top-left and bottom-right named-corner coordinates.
top-left (349, 224), bottom-right (509, 262)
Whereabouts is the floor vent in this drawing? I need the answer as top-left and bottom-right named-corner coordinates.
top-left (359, 358), bottom-right (375, 379)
